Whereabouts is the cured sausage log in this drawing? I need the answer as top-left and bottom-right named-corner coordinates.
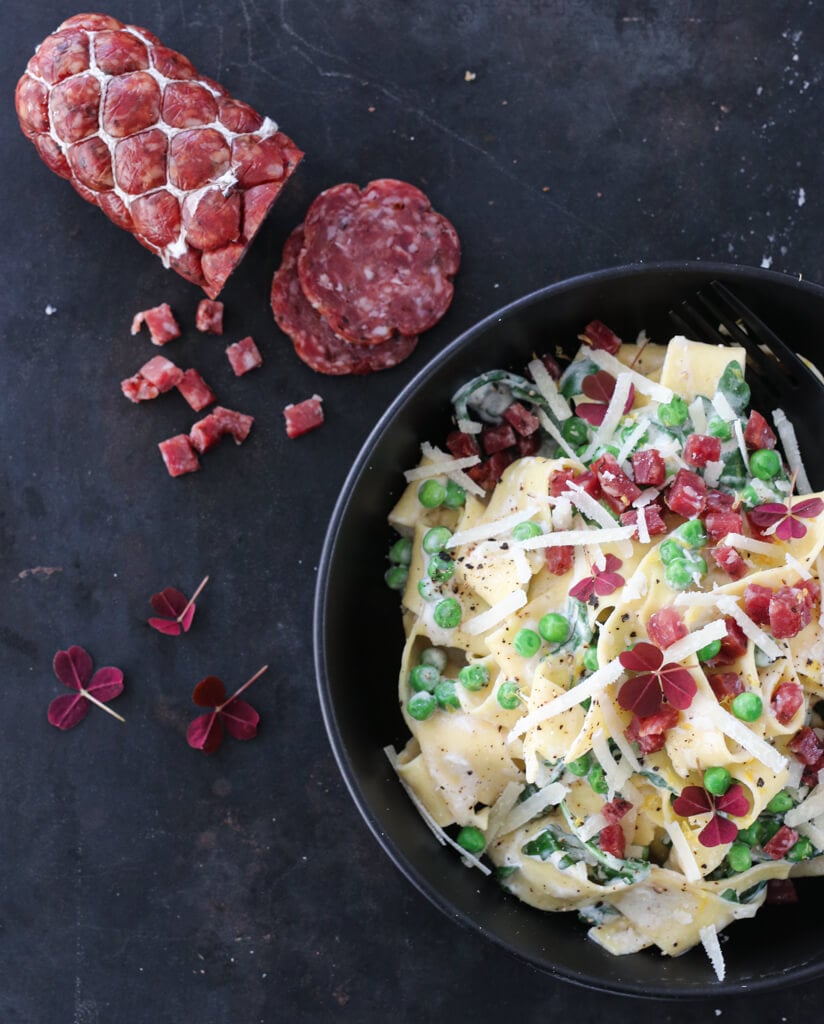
top-left (15, 13), bottom-right (303, 298)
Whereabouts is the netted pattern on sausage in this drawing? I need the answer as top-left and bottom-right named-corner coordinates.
top-left (15, 13), bottom-right (303, 297)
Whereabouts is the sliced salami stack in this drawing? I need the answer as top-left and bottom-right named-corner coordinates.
top-left (271, 179), bottom-right (460, 375)
top-left (15, 14), bottom-right (303, 298)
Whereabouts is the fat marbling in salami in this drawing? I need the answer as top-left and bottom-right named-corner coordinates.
top-left (15, 13), bottom-right (303, 298)
top-left (296, 179), bottom-right (460, 345)
top-left (270, 225), bottom-right (418, 375)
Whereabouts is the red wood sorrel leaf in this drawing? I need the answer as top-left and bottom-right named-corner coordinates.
top-left (569, 554), bottom-right (625, 603)
top-left (672, 785), bottom-right (714, 817)
top-left (715, 782), bottom-right (750, 818)
top-left (698, 813), bottom-right (739, 848)
top-left (617, 642), bottom-right (696, 717)
top-left (48, 645), bottom-right (125, 730)
top-left (575, 372), bottom-right (635, 425)
top-left (749, 498), bottom-right (824, 542)
top-left (186, 665), bottom-right (268, 754)
top-left (148, 575), bottom-right (209, 635)
top-left (673, 783), bottom-right (749, 848)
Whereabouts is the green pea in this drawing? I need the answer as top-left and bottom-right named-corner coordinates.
top-left (675, 518), bottom-right (707, 549)
top-left (588, 762), bottom-right (609, 795)
top-left (703, 766), bottom-right (732, 796)
top-left (435, 679), bottom-right (461, 711)
top-left (407, 691), bottom-right (437, 721)
top-left (738, 484), bottom-right (760, 510)
top-left (583, 646), bottom-right (599, 673)
top-left (736, 821), bottom-right (764, 847)
top-left (458, 664), bottom-right (490, 691)
top-left (388, 537), bottom-right (413, 564)
top-left (497, 681), bottom-right (521, 710)
top-left (766, 791), bottom-right (794, 814)
top-left (567, 753), bottom-right (592, 777)
top-left (418, 479), bottom-right (446, 508)
top-left (420, 647), bottom-right (447, 672)
top-left (750, 448), bottom-right (781, 480)
top-left (513, 628), bottom-right (541, 658)
top-left (659, 395), bottom-right (688, 427)
top-left (434, 597), bottom-right (462, 629)
top-left (659, 539), bottom-right (683, 565)
top-left (512, 520), bottom-right (543, 542)
top-left (562, 416), bottom-right (589, 446)
top-left (759, 818), bottom-right (782, 844)
top-left (384, 566), bottom-right (409, 590)
top-left (698, 638), bottom-right (722, 662)
top-left (707, 415), bottom-right (732, 440)
top-left (727, 842), bottom-right (752, 873)
top-left (539, 612), bottom-right (570, 644)
top-left (665, 558), bottom-right (694, 591)
top-left (409, 664), bottom-right (440, 692)
top-left (456, 825), bottom-right (485, 853)
top-left (444, 478), bottom-right (467, 509)
top-left (423, 526), bottom-right (453, 553)
top-left (428, 552), bottom-right (455, 582)
top-left (417, 577), bottom-right (439, 602)
top-left (787, 837), bottom-right (814, 862)
top-left (732, 692), bottom-right (763, 722)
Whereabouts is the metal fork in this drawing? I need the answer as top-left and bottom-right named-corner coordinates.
top-left (670, 280), bottom-right (824, 491)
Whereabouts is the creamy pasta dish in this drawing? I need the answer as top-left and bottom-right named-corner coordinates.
top-left (383, 323), bottom-right (824, 980)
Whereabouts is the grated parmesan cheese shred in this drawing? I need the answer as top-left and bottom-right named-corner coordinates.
top-left (527, 358), bottom-right (573, 422)
top-left (772, 408), bottom-right (813, 494)
top-left (581, 373), bottom-right (633, 462)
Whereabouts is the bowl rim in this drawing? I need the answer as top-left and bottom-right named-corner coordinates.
top-left (314, 259), bottom-right (824, 998)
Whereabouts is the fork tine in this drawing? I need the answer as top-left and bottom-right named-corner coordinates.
top-left (697, 286), bottom-right (796, 386)
top-left (709, 281), bottom-right (813, 382)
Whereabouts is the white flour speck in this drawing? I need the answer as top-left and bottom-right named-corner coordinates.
top-left (798, 187), bottom-right (806, 207)
top-left (761, 256), bottom-right (773, 269)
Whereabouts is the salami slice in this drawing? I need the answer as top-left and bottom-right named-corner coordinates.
top-left (270, 226), bottom-right (418, 375)
top-left (297, 179), bottom-right (460, 345)
top-left (15, 15), bottom-right (303, 298)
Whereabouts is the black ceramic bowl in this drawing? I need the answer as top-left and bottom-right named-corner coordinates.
top-left (315, 261), bottom-right (824, 998)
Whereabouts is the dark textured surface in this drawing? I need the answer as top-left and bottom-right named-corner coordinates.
top-left (2, 2), bottom-right (823, 1021)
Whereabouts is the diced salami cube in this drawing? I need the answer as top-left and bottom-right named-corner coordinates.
top-left (711, 544), bottom-right (748, 580)
top-left (598, 823), bottom-right (625, 858)
top-left (189, 413), bottom-right (224, 454)
top-left (705, 489), bottom-right (736, 513)
top-left (549, 469), bottom-right (576, 497)
top-left (545, 545), bottom-right (574, 576)
top-left (515, 432), bottom-right (541, 456)
top-left (591, 452), bottom-right (641, 509)
top-left (789, 726), bottom-right (824, 766)
top-left (620, 503), bottom-right (667, 536)
top-left (744, 409), bottom-right (777, 450)
top-left (581, 319), bottom-right (622, 354)
top-left (446, 430), bottom-right (480, 459)
top-left (283, 395), bottom-right (324, 439)
top-left (481, 423), bottom-right (516, 455)
top-left (195, 299), bottom-right (224, 334)
top-left (771, 681), bottom-right (805, 726)
top-left (705, 616), bottom-right (748, 666)
top-left (212, 405), bottom-right (254, 444)
top-left (646, 607), bottom-right (688, 648)
top-left (743, 583), bottom-right (773, 625)
top-left (763, 824), bottom-right (799, 861)
top-left (158, 434), bottom-right (199, 477)
top-left (624, 704), bottom-right (680, 754)
top-left (121, 373), bottom-right (159, 403)
top-left (226, 335), bottom-right (263, 376)
top-left (139, 354), bottom-right (183, 393)
top-left (769, 585), bottom-right (813, 639)
top-left (537, 352), bottom-right (561, 380)
top-left (683, 433), bottom-right (722, 467)
top-left (665, 469), bottom-right (707, 518)
top-left (631, 448), bottom-right (665, 487)
top-left (486, 449), bottom-right (515, 482)
top-left (708, 672), bottom-right (745, 703)
top-left (503, 402), bottom-right (540, 437)
top-left (176, 368), bottom-right (216, 412)
top-left (602, 798), bottom-right (632, 823)
top-left (131, 303), bottom-right (181, 345)
top-left (704, 511), bottom-right (743, 543)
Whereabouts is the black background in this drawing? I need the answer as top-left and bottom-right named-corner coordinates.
top-left (2, 2), bottom-right (822, 1021)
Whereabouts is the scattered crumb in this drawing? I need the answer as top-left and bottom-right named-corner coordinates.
top-left (368, 105), bottom-right (376, 113)
top-left (761, 255), bottom-right (773, 269)
top-left (596, 191), bottom-right (604, 198)
top-left (464, 70), bottom-right (476, 81)
top-left (501, 99), bottom-right (508, 105)
top-left (542, 186), bottom-right (551, 192)
top-left (798, 186), bottom-right (806, 207)
top-left (714, 1012), bottom-right (722, 1019)
top-left (45, 304), bottom-right (57, 315)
